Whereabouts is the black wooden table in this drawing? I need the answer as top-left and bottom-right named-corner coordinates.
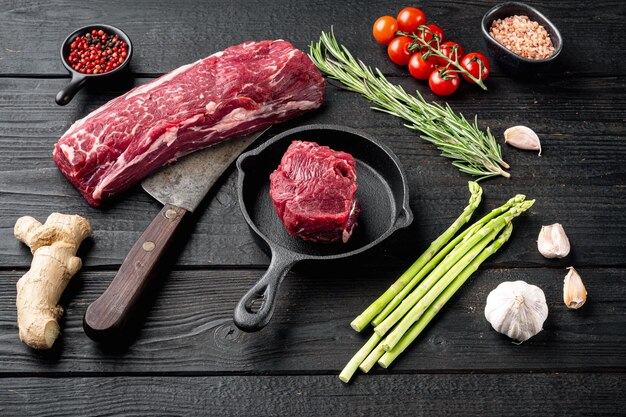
top-left (1, 1), bottom-right (624, 415)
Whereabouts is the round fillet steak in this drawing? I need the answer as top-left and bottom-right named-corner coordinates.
top-left (269, 141), bottom-right (360, 243)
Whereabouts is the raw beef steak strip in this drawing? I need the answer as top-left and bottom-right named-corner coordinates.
top-left (53, 40), bottom-right (325, 206)
top-left (269, 141), bottom-right (360, 243)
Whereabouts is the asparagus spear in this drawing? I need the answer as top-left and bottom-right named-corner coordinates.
top-left (378, 222), bottom-right (514, 368)
top-left (381, 201), bottom-right (533, 350)
top-left (350, 182), bottom-right (483, 332)
top-left (338, 333), bottom-right (382, 383)
top-left (370, 194), bottom-right (524, 327)
top-left (359, 340), bottom-right (387, 373)
top-left (382, 227), bottom-right (500, 351)
top-left (339, 195), bottom-right (533, 382)
top-left (370, 223), bottom-right (480, 327)
top-left (374, 200), bottom-right (533, 337)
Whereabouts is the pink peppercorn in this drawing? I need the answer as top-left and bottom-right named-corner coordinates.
top-left (67, 28), bottom-right (128, 74)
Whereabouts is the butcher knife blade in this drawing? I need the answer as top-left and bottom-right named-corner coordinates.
top-left (83, 129), bottom-right (268, 341)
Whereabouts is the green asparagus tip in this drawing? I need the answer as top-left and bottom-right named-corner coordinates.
top-left (519, 199), bottom-right (536, 210)
top-left (470, 184), bottom-right (483, 203)
top-left (509, 194), bottom-right (526, 205)
top-left (468, 181), bottom-right (481, 194)
top-left (504, 198), bottom-right (535, 220)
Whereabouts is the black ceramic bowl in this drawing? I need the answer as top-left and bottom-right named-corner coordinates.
top-left (481, 2), bottom-right (562, 76)
top-left (56, 24), bottom-right (133, 105)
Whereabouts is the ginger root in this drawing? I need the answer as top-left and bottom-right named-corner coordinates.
top-left (14, 213), bottom-right (92, 349)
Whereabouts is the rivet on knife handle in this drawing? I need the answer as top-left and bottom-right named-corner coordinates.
top-left (83, 203), bottom-right (187, 341)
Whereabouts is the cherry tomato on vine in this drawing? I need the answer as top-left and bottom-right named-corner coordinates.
top-left (421, 24), bottom-right (445, 45)
top-left (429, 67), bottom-right (460, 96)
top-left (387, 36), bottom-right (413, 65)
top-left (459, 52), bottom-right (491, 83)
top-left (373, 16), bottom-right (399, 45)
top-left (396, 7), bottom-right (427, 34)
top-left (437, 41), bottom-right (465, 67)
top-left (408, 52), bottom-right (437, 80)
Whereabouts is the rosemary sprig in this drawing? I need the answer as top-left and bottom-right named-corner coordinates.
top-left (308, 29), bottom-right (510, 180)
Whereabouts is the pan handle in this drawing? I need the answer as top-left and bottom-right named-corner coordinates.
top-left (55, 73), bottom-right (88, 106)
top-left (233, 251), bottom-right (297, 332)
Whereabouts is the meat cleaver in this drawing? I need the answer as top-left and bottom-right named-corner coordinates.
top-left (83, 129), bottom-right (267, 341)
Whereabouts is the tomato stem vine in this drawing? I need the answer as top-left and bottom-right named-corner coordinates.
top-left (399, 25), bottom-right (488, 90)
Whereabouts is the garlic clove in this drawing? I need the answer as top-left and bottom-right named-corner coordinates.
top-left (564, 267), bottom-right (587, 309)
top-left (537, 223), bottom-right (570, 259)
top-left (504, 126), bottom-right (542, 156)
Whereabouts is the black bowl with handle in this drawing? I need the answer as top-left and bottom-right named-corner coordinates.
top-left (233, 124), bottom-right (414, 332)
top-left (56, 24), bottom-right (133, 105)
top-left (481, 2), bottom-right (563, 76)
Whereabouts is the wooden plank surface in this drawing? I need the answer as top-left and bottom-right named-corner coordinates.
top-left (1, 0), bottom-right (625, 415)
top-left (1, 374), bottom-right (623, 417)
top-left (1, 77), bottom-right (624, 268)
top-left (0, 0), bottom-right (624, 77)
top-left (1, 267), bottom-right (624, 374)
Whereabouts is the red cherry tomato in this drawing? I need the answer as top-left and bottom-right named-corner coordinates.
top-left (396, 7), bottom-right (427, 34)
top-left (421, 24), bottom-right (445, 45)
top-left (387, 36), bottom-right (413, 65)
top-left (437, 41), bottom-right (465, 66)
top-left (373, 16), bottom-right (399, 45)
top-left (460, 52), bottom-right (491, 83)
top-left (429, 67), bottom-right (460, 96)
top-left (408, 52), bottom-right (437, 80)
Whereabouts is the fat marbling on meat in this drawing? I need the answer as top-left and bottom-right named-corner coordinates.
top-left (53, 40), bottom-right (325, 206)
top-left (269, 141), bottom-right (360, 243)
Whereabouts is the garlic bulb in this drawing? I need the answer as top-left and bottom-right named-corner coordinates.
top-left (504, 126), bottom-right (542, 156)
top-left (563, 267), bottom-right (587, 309)
top-left (484, 281), bottom-right (548, 343)
top-left (537, 223), bottom-right (570, 258)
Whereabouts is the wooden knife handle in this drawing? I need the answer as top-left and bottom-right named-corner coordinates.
top-left (83, 203), bottom-right (188, 341)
